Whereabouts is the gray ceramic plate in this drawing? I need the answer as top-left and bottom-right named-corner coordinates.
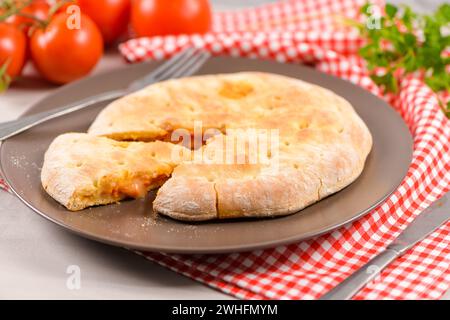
top-left (0, 57), bottom-right (413, 254)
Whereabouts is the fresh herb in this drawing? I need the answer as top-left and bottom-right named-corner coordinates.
top-left (356, 3), bottom-right (450, 117)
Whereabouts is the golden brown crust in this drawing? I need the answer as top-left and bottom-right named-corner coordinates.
top-left (41, 133), bottom-right (190, 211)
top-left (45, 72), bottom-right (372, 220)
top-left (150, 73), bottom-right (372, 220)
top-left (153, 176), bottom-right (217, 221)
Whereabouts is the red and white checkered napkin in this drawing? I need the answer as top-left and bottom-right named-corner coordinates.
top-left (1, 0), bottom-right (449, 299)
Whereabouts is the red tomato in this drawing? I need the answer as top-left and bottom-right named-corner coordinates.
top-left (30, 13), bottom-right (103, 84)
top-left (6, 0), bottom-right (50, 33)
top-left (0, 22), bottom-right (27, 79)
top-left (131, 0), bottom-right (211, 37)
top-left (77, 0), bottom-right (130, 44)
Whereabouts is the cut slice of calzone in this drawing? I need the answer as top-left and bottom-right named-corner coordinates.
top-left (41, 133), bottom-right (190, 211)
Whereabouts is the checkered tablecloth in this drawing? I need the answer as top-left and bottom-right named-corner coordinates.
top-left (2, 0), bottom-right (449, 299)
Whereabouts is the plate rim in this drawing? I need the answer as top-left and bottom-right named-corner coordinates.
top-left (1, 177), bottom-right (405, 253)
top-left (0, 57), bottom-right (413, 254)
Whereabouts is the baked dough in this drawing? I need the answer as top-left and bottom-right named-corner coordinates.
top-left (41, 133), bottom-right (190, 211)
top-left (86, 72), bottom-right (372, 221)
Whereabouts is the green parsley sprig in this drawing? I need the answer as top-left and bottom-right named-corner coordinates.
top-left (355, 3), bottom-right (450, 117)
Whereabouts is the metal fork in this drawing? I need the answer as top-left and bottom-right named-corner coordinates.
top-left (0, 48), bottom-right (211, 141)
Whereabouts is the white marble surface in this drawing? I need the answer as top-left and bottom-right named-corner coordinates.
top-left (0, 0), bottom-right (448, 300)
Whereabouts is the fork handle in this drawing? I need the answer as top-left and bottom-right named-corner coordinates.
top-left (0, 89), bottom-right (126, 141)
